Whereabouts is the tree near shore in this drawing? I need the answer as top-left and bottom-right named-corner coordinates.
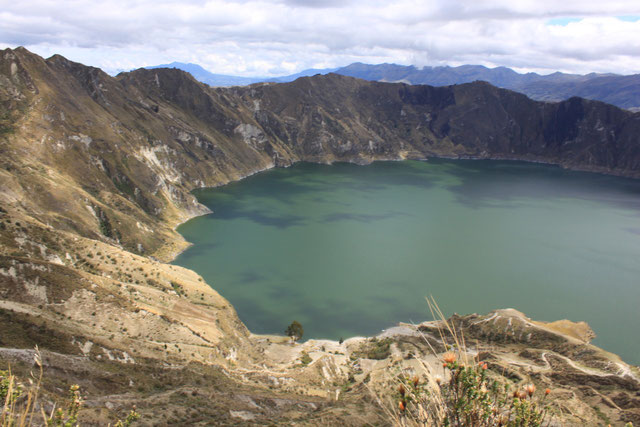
top-left (285, 321), bottom-right (304, 343)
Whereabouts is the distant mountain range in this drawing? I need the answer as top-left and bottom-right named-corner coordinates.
top-left (144, 62), bottom-right (640, 111)
top-left (145, 62), bottom-right (338, 86)
top-left (337, 63), bottom-right (640, 111)
top-left (145, 62), bottom-right (262, 86)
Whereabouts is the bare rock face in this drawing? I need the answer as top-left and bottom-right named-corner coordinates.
top-left (0, 48), bottom-right (639, 425)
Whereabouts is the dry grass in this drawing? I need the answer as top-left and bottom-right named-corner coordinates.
top-left (1, 347), bottom-right (44, 427)
top-left (1, 347), bottom-right (138, 427)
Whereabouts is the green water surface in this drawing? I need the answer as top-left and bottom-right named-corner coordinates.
top-left (174, 159), bottom-right (640, 364)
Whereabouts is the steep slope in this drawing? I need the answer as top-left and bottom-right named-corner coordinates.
top-left (226, 75), bottom-right (640, 174)
top-left (1, 48), bottom-right (280, 259)
top-left (1, 48), bottom-right (639, 424)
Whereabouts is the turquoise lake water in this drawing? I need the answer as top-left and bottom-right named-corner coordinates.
top-left (174, 159), bottom-right (640, 365)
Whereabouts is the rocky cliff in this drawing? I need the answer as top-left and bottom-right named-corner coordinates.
top-left (0, 47), bottom-right (639, 425)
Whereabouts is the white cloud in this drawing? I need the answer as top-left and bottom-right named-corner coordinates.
top-left (1, 0), bottom-right (640, 75)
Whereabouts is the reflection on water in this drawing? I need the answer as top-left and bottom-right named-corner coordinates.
top-left (174, 159), bottom-right (640, 364)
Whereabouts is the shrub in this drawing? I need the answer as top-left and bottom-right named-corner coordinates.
top-left (299, 351), bottom-right (312, 366)
top-left (388, 358), bottom-right (555, 426)
top-left (0, 370), bottom-right (22, 407)
top-left (354, 338), bottom-right (392, 360)
top-left (170, 281), bottom-right (185, 296)
top-left (285, 321), bottom-right (304, 343)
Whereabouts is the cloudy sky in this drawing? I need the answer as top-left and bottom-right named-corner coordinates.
top-left (1, 0), bottom-right (640, 76)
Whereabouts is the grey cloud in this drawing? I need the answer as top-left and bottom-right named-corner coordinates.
top-left (281, 0), bottom-right (352, 8)
top-left (1, 0), bottom-right (640, 76)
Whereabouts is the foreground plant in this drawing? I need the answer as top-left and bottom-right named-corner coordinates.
top-left (378, 298), bottom-right (555, 426)
top-left (389, 356), bottom-right (553, 426)
top-left (374, 298), bottom-right (638, 426)
top-left (1, 347), bottom-right (139, 427)
top-left (1, 348), bottom-right (43, 427)
top-left (439, 356), bottom-right (549, 426)
top-left (44, 384), bottom-right (82, 427)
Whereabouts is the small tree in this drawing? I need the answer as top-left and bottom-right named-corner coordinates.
top-left (285, 321), bottom-right (304, 343)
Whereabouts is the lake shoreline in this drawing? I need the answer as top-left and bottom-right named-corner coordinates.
top-left (172, 158), bottom-right (640, 364)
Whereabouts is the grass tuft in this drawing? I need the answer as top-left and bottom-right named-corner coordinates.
top-left (1, 347), bottom-right (139, 427)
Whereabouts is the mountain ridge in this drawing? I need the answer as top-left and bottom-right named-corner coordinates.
top-left (144, 59), bottom-right (640, 110)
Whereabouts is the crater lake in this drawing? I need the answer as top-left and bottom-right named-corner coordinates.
top-left (173, 159), bottom-right (640, 364)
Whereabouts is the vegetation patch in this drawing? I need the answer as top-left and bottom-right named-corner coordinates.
top-left (299, 351), bottom-right (312, 366)
top-left (353, 338), bottom-right (392, 360)
top-left (0, 309), bottom-right (81, 355)
top-left (387, 354), bottom-right (556, 426)
top-left (95, 205), bottom-right (115, 239)
top-left (170, 281), bottom-right (186, 296)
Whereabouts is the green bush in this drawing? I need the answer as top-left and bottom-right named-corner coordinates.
top-left (285, 321), bottom-right (304, 342)
top-left (354, 338), bottom-right (392, 360)
top-left (299, 351), bottom-right (312, 366)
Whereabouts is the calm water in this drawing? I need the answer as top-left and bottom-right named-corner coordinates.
top-left (174, 160), bottom-right (640, 365)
